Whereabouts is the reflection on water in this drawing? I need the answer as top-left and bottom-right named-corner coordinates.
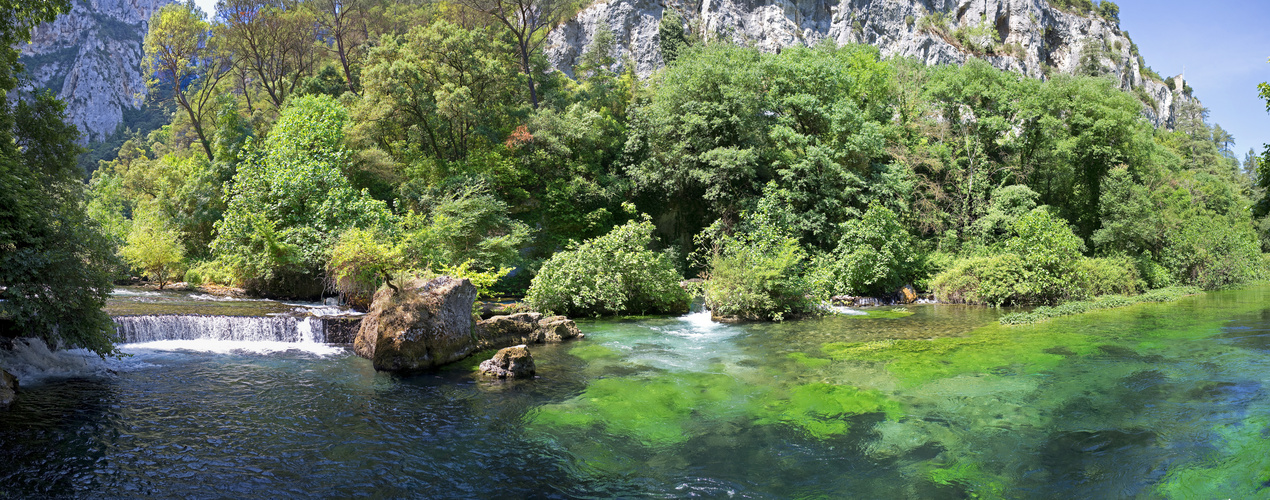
top-left (2, 289), bottom-right (1270, 498)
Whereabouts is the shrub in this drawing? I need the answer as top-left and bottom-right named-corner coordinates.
top-left (1077, 256), bottom-right (1143, 297)
top-left (932, 209), bottom-right (1085, 306)
top-left (525, 217), bottom-right (690, 317)
top-left (810, 204), bottom-right (918, 297)
top-left (704, 232), bottom-right (815, 321)
top-left (930, 253), bottom-right (1033, 306)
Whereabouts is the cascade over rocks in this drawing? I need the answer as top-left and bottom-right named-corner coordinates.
top-left (354, 277), bottom-right (583, 373)
top-left (1, 368), bottom-right (17, 408)
top-left (478, 345), bottom-right (536, 379)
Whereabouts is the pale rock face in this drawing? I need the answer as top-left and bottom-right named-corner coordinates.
top-left (547, 0), bottom-right (1194, 128)
top-left (19, 0), bottom-right (175, 143)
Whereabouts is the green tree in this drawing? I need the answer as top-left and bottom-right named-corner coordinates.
top-left (811, 203), bottom-right (918, 297)
top-left (143, 2), bottom-right (229, 160)
top-left (352, 20), bottom-right (521, 164)
top-left (657, 8), bottom-right (689, 64)
top-left (1, 76), bottom-right (121, 358)
top-left (212, 95), bottom-right (392, 296)
top-left (460, 0), bottom-right (572, 108)
top-left (119, 205), bottom-right (187, 289)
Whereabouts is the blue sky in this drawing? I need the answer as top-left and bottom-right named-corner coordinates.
top-left (1117, 0), bottom-right (1270, 158)
top-left (191, 0), bottom-right (1268, 155)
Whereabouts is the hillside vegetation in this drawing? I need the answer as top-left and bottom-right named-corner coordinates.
top-left (76, 0), bottom-right (1268, 325)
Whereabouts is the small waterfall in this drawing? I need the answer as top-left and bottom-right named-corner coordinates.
top-left (113, 315), bottom-right (362, 344)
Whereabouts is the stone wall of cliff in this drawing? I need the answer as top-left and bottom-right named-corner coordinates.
top-left (19, 0), bottom-right (173, 143)
top-left (547, 0), bottom-right (1193, 128)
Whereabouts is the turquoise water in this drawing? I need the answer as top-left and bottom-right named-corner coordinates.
top-left (2, 287), bottom-right (1269, 498)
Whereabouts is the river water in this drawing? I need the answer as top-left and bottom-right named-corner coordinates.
top-left (1, 286), bottom-right (1268, 498)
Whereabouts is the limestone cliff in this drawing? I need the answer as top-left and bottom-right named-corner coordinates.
top-left (547, 0), bottom-right (1193, 128)
top-left (18, 0), bottom-right (173, 142)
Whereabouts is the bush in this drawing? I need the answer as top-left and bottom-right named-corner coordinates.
top-left (525, 217), bottom-right (690, 317)
top-left (810, 204), bottom-right (918, 297)
top-left (704, 233), bottom-right (815, 321)
top-left (932, 208), bottom-right (1085, 305)
top-left (998, 286), bottom-right (1200, 325)
top-left (930, 253), bottom-right (1032, 306)
top-left (1077, 256), bottom-right (1143, 297)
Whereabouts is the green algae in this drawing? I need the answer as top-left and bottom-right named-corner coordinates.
top-left (753, 382), bottom-right (902, 438)
top-left (531, 372), bottom-right (759, 446)
top-left (567, 342), bottom-right (623, 361)
top-left (850, 309), bottom-right (916, 319)
top-left (924, 460), bottom-right (1008, 498)
top-left (1156, 415), bottom-right (1270, 499)
top-left (787, 352), bottom-right (831, 368)
top-left (820, 324), bottom-right (1101, 387)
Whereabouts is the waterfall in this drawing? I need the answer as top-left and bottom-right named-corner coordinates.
top-left (114, 315), bottom-right (361, 344)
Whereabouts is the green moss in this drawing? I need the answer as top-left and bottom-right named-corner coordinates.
top-left (754, 383), bottom-right (903, 438)
top-left (860, 309), bottom-right (916, 319)
top-left (1156, 415), bottom-right (1270, 498)
top-left (788, 352), bottom-right (831, 368)
top-left (531, 373), bottom-right (758, 446)
top-left (925, 460), bottom-right (1008, 497)
top-left (568, 342), bottom-right (623, 361)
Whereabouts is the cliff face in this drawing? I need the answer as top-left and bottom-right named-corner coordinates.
top-left (19, 0), bottom-right (173, 142)
top-left (547, 0), bottom-right (1191, 128)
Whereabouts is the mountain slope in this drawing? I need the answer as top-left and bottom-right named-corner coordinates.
top-left (547, 0), bottom-right (1192, 128)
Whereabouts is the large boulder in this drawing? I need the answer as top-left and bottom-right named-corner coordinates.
top-left (478, 345), bottom-right (536, 379)
top-left (1, 368), bottom-right (16, 409)
top-left (475, 312), bottom-right (582, 347)
top-left (353, 276), bottom-right (479, 373)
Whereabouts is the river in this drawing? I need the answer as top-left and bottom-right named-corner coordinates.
top-left (1, 286), bottom-right (1268, 498)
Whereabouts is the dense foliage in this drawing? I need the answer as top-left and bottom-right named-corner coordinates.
top-left (0, 0), bottom-right (121, 356)
top-left (65, 0), bottom-right (1265, 328)
top-left (526, 217), bottom-right (690, 317)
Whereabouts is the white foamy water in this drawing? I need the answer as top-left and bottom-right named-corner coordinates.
top-left (120, 339), bottom-right (346, 357)
top-left (0, 338), bottom-right (157, 387)
top-left (604, 310), bottom-right (750, 373)
top-left (110, 288), bottom-right (161, 297)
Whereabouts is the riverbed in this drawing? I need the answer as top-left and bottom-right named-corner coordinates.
top-left (1, 286), bottom-right (1268, 498)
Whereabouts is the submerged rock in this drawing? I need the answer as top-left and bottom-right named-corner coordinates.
top-left (475, 312), bottom-right (583, 347)
top-left (1, 368), bottom-right (16, 408)
top-left (353, 276), bottom-right (479, 373)
top-left (478, 345), bottom-right (536, 379)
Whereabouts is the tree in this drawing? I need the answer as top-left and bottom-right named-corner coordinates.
top-left (212, 95), bottom-right (392, 296)
top-left (215, 0), bottom-right (319, 109)
top-left (311, 0), bottom-right (372, 93)
top-left (462, 0), bottom-right (573, 108)
top-left (119, 205), bottom-right (187, 289)
top-left (1, 70), bottom-right (122, 359)
top-left (657, 8), bottom-right (688, 65)
top-left (352, 21), bottom-right (520, 163)
top-left (143, 2), bottom-right (230, 160)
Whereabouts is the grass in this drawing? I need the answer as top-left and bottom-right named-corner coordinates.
top-left (998, 286), bottom-right (1200, 325)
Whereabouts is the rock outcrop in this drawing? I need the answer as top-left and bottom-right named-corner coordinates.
top-left (547, 0), bottom-right (1194, 128)
top-left (353, 277), bottom-right (584, 373)
top-left (353, 276), bottom-right (480, 373)
top-left (1, 368), bottom-right (17, 408)
top-left (475, 312), bottom-right (583, 347)
top-left (478, 345), bottom-right (536, 379)
top-left (20, 0), bottom-right (174, 142)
